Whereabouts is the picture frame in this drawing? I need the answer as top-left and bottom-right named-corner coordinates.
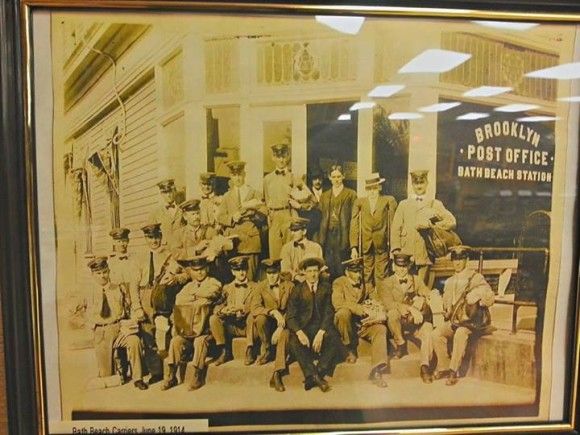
top-left (1, 0), bottom-right (579, 433)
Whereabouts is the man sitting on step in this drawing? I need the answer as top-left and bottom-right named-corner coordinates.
top-left (332, 257), bottom-right (389, 388)
top-left (376, 253), bottom-right (434, 383)
top-left (286, 257), bottom-right (345, 392)
top-left (209, 256), bottom-right (258, 366)
top-left (431, 246), bottom-right (495, 386)
top-left (161, 256), bottom-right (221, 391)
top-left (280, 217), bottom-right (323, 282)
top-left (249, 258), bottom-right (295, 391)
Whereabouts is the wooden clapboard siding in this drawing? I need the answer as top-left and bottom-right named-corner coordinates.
top-left (118, 78), bottom-right (159, 252)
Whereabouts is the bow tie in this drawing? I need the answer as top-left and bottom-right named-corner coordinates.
top-left (399, 279), bottom-right (408, 284)
top-left (269, 284), bottom-right (279, 290)
top-left (235, 283), bottom-right (248, 288)
top-left (415, 197), bottom-right (423, 202)
top-left (118, 255), bottom-right (129, 260)
top-left (202, 195), bottom-right (212, 200)
top-left (275, 169), bottom-right (286, 176)
top-left (293, 242), bottom-right (305, 249)
top-left (166, 203), bottom-right (176, 209)
top-left (352, 282), bottom-right (362, 289)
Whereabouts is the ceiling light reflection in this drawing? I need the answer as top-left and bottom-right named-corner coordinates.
top-left (388, 112), bottom-right (423, 120)
top-left (349, 102), bottom-right (376, 111)
top-left (315, 15), bottom-right (365, 35)
top-left (495, 104), bottom-right (539, 112)
top-left (525, 62), bottom-right (580, 80)
top-left (517, 116), bottom-right (559, 122)
top-left (463, 86), bottom-right (512, 97)
top-left (399, 49), bottom-right (471, 74)
top-left (558, 96), bottom-right (580, 102)
top-left (337, 113), bottom-right (352, 121)
top-left (368, 84), bottom-right (405, 98)
top-left (473, 21), bottom-right (539, 31)
top-left (456, 112), bottom-right (489, 120)
top-left (419, 102), bottom-right (461, 112)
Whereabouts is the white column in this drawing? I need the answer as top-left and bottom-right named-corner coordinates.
top-left (292, 105), bottom-right (307, 178)
top-left (356, 108), bottom-right (374, 196)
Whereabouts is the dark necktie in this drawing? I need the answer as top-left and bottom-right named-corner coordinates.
top-left (293, 242), bottom-right (305, 249)
top-left (100, 288), bottom-right (111, 318)
top-left (235, 283), bottom-right (248, 288)
top-left (399, 278), bottom-right (408, 284)
top-left (118, 255), bottom-right (128, 260)
top-left (148, 251), bottom-right (155, 287)
top-left (275, 169), bottom-right (286, 176)
top-left (166, 202), bottom-right (176, 210)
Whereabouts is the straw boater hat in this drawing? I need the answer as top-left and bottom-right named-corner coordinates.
top-left (365, 173), bottom-right (386, 189)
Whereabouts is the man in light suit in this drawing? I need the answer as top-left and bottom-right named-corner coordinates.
top-left (280, 217), bottom-right (323, 281)
top-left (199, 172), bottom-right (222, 229)
top-left (148, 179), bottom-right (184, 248)
top-left (390, 170), bottom-right (456, 285)
top-left (350, 173), bottom-right (397, 285)
top-left (332, 257), bottom-right (389, 387)
top-left (217, 161), bottom-right (267, 281)
top-left (317, 164), bottom-right (357, 279)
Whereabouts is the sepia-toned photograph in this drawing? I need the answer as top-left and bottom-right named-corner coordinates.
top-left (26, 5), bottom-right (579, 433)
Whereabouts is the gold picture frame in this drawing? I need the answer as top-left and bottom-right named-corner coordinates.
top-left (3, 0), bottom-right (579, 433)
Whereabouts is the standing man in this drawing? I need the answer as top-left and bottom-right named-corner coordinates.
top-left (317, 164), bottom-right (357, 279)
top-left (148, 178), bottom-right (184, 248)
top-left (199, 172), bottom-right (222, 229)
top-left (280, 217), bottom-right (323, 281)
top-left (162, 256), bottom-right (222, 391)
top-left (332, 257), bottom-right (389, 387)
top-left (309, 169), bottom-right (325, 203)
top-left (209, 256), bottom-right (258, 366)
top-left (376, 253), bottom-right (434, 383)
top-left (250, 259), bottom-right (294, 380)
top-left (217, 160), bottom-right (267, 281)
top-left (431, 246), bottom-right (495, 386)
top-left (263, 143), bottom-right (297, 258)
top-left (286, 257), bottom-right (345, 392)
top-left (107, 227), bottom-right (143, 320)
top-left (390, 170), bottom-right (456, 285)
top-left (87, 257), bottom-right (147, 390)
top-left (133, 223), bottom-right (185, 383)
top-left (350, 173), bottom-right (398, 285)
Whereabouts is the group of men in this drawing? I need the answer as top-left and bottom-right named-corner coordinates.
top-left (85, 142), bottom-right (495, 394)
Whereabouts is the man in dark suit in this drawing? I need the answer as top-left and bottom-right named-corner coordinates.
top-left (350, 173), bottom-right (397, 285)
top-left (286, 257), bottom-right (345, 392)
top-left (317, 164), bottom-right (357, 279)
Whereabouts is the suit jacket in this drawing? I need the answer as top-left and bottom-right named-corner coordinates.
top-left (280, 238), bottom-right (323, 277)
top-left (286, 280), bottom-right (335, 333)
top-left (317, 187), bottom-right (357, 251)
top-left (217, 185), bottom-right (266, 254)
top-left (173, 277), bottom-right (222, 338)
top-left (148, 203), bottom-right (184, 247)
top-left (170, 224), bottom-right (217, 258)
top-left (331, 275), bottom-right (369, 316)
top-left (200, 194), bottom-right (222, 227)
top-left (442, 268), bottom-right (494, 313)
top-left (390, 197), bottom-right (456, 265)
top-left (376, 273), bottom-right (431, 312)
top-left (215, 281), bottom-right (257, 315)
top-left (349, 195), bottom-right (397, 253)
top-left (250, 279), bottom-right (294, 316)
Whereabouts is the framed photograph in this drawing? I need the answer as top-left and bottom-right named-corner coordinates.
top-left (1, 0), bottom-right (579, 433)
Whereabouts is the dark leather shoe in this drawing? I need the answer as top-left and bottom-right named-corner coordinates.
top-left (305, 375), bottom-right (330, 392)
top-left (369, 368), bottom-right (388, 388)
top-left (245, 347), bottom-right (256, 365)
top-left (392, 344), bottom-right (408, 360)
top-left (161, 377), bottom-right (178, 391)
top-left (188, 368), bottom-right (204, 391)
top-left (345, 351), bottom-right (357, 364)
top-left (445, 370), bottom-right (459, 386)
top-left (420, 365), bottom-right (433, 384)
top-left (257, 348), bottom-right (273, 365)
top-left (148, 374), bottom-right (163, 385)
top-left (214, 349), bottom-right (232, 366)
top-left (134, 379), bottom-right (149, 390)
top-left (269, 371), bottom-right (285, 392)
top-left (433, 369), bottom-right (450, 380)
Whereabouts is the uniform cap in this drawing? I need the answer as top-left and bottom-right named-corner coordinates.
top-left (393, 253), bottom-right (413, 267)
top-left (109, 227), bottom-right (130, 240)
top-left (180, 199), bottom-right (201, 212)
top-left (199, 172), bottom-right (216, 185)
top-left (410, 170), bottom-right (429, 183)
top-left (87, 256), bottom-right (109, 272)
top-left (156, 178), bottom-right (176, 193)
top-left (228, 255), bottom-right (249, 270)
top-left (298, 257), bottom-right (325, 271)
top-left (141, 223), bottom-right (162, 237)
top-left (341, 257), bottom-right (364, 271)
top-left (261, 258), bottom-right (282, 273)
top-left (449, 245), bottom-right (471, 260)
top-left (271, 143), bottom-right (290, 156)
top-left (289, 217), bottom-right (310, 231)
top-left (226, 160), bottom-right (246, 175)
top-left (178, 255), bottom-right (208, 269)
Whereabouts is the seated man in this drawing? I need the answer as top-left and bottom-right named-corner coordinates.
top-left (249, 258), bottom-right (294, 391)
top-left (162, 256), bottom-right (222, 391)
top-left (87, 256), bottom-right (147, 390)
top-left (431, 246), bottom-right (495, 386)
top-left (280, 217), bottom-right (323, 281)
top-left (209, 256), bottom-right (257, 365)
top-left (286, 257), bottom-right (344, 392)
top-left (376, 253), bottom-right (434, 383)
top-left (332, 257), bottom-right (389, 388)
